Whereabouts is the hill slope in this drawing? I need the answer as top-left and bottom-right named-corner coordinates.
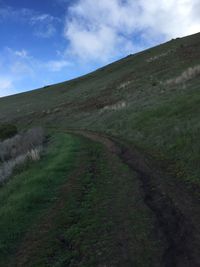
top-left (1, 32), bottom-right (200, 185)
top-left (0, 32), bottom-right (200, 266)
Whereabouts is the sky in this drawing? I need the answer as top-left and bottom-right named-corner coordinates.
top-left (0, 0), bottom-right (199, 97)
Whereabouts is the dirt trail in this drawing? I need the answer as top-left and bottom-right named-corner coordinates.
top-left (66, 129), bottom-right (200, 267)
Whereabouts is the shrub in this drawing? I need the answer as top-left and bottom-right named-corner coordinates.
top-left (0, 124), bottom-right (18, 141)
top-left (0, 127), bottom-right (44, 162)
top-left (0, 127), bottom-right (45, 184)
top-left (0, 154), bottom-right (27, 184)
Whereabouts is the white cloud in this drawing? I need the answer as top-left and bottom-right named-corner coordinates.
top-left (30, 14), bottom-right (60, 38)
top-left (0, 6), bottom-right (32, 20)
top-left (0, 46), bottom-right (73, 96)
top-left (2, 47), bottom-right (69, 75)
top-left (66, 23), bottom-right (124, 61)
top-left (0, 5), bottom-right (60, 38)
top-left (34, 24), bottom-right (56, 38)
top-left (15, 49), bottom-right (28, 58)
top-left (137, 0), bottom-right (200, 37)
top-left (64, 0), bottom-right (200, 62)
top-left (0, 78), bottom-right (13, 90)
top-left (31, 14), bottom-right (53, 22)
top-left (0, 77), bottom-right (13, 97)
top-left (46, 59), bottom-right (70, 71)
top-left (2, 47), bottom-right (34, 75)
top-left (11, 61), bottom-right (34, 75)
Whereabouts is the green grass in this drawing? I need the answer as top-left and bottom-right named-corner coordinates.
top-left (94, 84), bottom-right (200, 185)
top-left (0, 133), bottom-right (81, 266)
top-left (4, 136), bottom-right (163, 267)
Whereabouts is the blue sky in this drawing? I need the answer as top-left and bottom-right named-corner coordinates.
top-left (0, 0), bottom-right (199, 97)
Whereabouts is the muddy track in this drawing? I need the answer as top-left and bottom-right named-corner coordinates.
top-left (64, 129), bottom-right (200, 267)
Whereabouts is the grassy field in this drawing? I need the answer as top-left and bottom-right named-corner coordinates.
top-left (0, 32), bottom-right (200, 266)
top-left (0, 133), bottom-right (167, 267)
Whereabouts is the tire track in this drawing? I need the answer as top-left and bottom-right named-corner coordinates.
top-left (65, 129), bottom-right (200, 267)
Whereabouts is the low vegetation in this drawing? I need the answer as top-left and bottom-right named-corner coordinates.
top-left (0, 123), bottom-right (18, 141)
top-left (0, 133), bottom-right (163, 267)
top-left (0, 127), bottom-right (44, 184)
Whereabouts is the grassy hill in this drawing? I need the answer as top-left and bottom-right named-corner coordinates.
top-left (0, 32), bottom-right (200, 266)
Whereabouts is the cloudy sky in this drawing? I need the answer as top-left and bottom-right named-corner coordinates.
top-left (0, 0), bottom-right (199, 97)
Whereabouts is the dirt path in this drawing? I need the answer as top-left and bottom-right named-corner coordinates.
top-left (12, 129), bottom-right (200, 267)
top-left (14, 134), bottom-right (154, 267)
top-left (65, 129), bottom-right (200, 267)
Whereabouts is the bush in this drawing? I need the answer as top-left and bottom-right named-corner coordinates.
top-left (0, 124), bottom-right (18, 140)
top-left (0, 127), bottom-right (45, 184)
top-left (0, 127), bottom-right (44, 162)
top-left (0, 154), bottom-right (27, 184)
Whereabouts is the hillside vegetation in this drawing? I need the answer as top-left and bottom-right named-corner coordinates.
top-left (0, 32), bottom-right (200, 266)
top-left (0, 33), bottom-right (200, 184)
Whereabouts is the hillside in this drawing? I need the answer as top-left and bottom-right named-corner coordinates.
top-left (0, 32), bottom-right (200, 266)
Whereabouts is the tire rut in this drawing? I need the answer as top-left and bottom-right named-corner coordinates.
top-left (65, 129), bottom-right (200, 267)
